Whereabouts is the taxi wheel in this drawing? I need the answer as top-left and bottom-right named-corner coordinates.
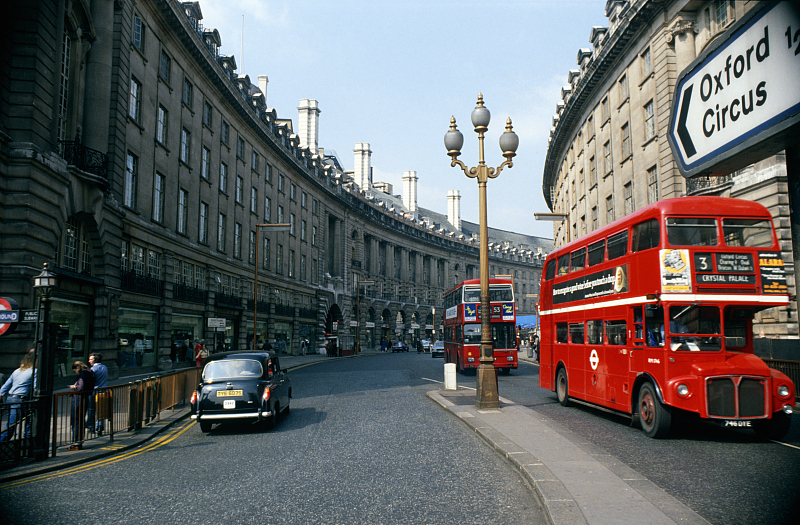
top-left (266, 404), bottom-right (278, 430)
top-left (199, 420), bottom-right (212, 433)
top-left (638, 383), bottom-right (671, 438)
top-left (556, 368), bottom-right (570, 407)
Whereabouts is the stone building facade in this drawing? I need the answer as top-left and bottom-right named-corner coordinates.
top-left (541, 0), bottom-right (797, 338)
top-left (0, 0), bottom-right (551, 377)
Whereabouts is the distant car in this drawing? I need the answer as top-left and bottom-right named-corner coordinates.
top-left (419, 339), bottom-right (433, 353)
top-left (392, 341), bottom-right (409, 352)
top-left (431, 341), bottom-right (445, 358)
top-left (191, 351), bottom-right (291, 432)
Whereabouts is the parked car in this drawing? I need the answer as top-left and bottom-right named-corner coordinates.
top-left (431, 340), bottom-right (445, 358)
top-left (191, 351), bottom-right (291, 432)
top-left (392, 341), bottom-right (409, 352)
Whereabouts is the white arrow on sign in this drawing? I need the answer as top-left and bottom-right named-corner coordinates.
top-left (669, 2), bottom-right (800, 177)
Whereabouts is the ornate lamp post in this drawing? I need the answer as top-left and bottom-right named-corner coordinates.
top-left (32, 263), bottom-right (57, 460)
top-left (355, 280), bottom-right (374, 354)
top-left (253, 223), bottom-right (290, 350)
top-left (445, 94), bottom-right (518, 409)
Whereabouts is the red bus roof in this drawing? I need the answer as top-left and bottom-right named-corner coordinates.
top-left (445, 278), bottom-right (513, 295)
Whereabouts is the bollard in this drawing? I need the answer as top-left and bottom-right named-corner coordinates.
top-left (527, 343), bottom-right (533, 359)
top-left (444, 363), bottom-right (457, 391)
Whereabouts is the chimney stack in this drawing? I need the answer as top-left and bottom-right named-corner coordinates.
top-left (447, 190), bottom-right (461, 231)
top-left (298, 99), bottom-right (320, 154)
top-left (353, 143), bottom-right (372, 191)
top-left (258, 75), bottom-right (269, 102)
top-left (402, 171), bottom-right (418, 215)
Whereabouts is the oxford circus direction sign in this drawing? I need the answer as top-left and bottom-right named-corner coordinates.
top-left (668, 1), bottom-right (800, 178)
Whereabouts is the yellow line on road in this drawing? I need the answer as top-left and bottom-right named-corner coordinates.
top-left (1, 420), bottom-right (196, 489)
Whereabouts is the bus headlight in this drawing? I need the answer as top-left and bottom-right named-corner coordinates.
top-left (677, 384), bottom-right (689, 397)
top-left (778, 385), bottom-right (790, 398)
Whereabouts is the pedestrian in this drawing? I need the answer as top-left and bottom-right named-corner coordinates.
top-left (194, 339), bottom-right (208, 368)
top-left (301, 339), bottom-right (307, 355)
top-left (68, 361), bottom-right (95, 450)
top-left (0, 352), bottom-right (36, 441)
top-left (380, 339), bottom-right (386, 352)
top-left (86, 353), bottom-right (108, 435)
top-left (532, 335), bottom-right (540, 363)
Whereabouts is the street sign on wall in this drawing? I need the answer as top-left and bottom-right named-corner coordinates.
top-left (668, 1), bottom-right (800, 178)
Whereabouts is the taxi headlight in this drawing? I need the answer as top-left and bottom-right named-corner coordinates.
top-left (778, 385), bottom-right (790, 398)
top-left (677, 384), bottom-right (689, 397)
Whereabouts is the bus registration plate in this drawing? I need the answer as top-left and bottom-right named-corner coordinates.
top-left (723, 420), bottom-right (752, 428)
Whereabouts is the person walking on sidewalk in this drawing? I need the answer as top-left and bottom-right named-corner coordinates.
top-left (68, 361), bottom-right (95, 450)
top-left (0, 352), bottom-right (36, 441)
top-left (194, 339), bottom-right (208, 368)
top-left (86, 353), bottom-right (108, 435)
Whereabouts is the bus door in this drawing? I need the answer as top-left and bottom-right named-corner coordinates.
top-left (602, 316), bottom-right (630, 409)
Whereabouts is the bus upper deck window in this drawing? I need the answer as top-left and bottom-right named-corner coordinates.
top-left (666, 217), bottom-right (717, 246)
top-left (632, 218), bottom-right (660, 252)
top-left (558, 254), bottom-right (570, 276)
top-left (607, 230), bottom-right (628, 260)
top-left (570, 248), bottom-right (586, 272)
top-left (722, 218), bottom-right (774, 248)
top-left (587, 240), bottom-right (605, 266)
top-left (545, 259), bottom-right (556, 280)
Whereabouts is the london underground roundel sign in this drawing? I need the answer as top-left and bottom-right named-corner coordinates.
top-left (0, 297), bottom-right (20, 336)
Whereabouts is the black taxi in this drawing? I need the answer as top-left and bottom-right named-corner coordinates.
top-left (190, 351), bottom-right (291, 432)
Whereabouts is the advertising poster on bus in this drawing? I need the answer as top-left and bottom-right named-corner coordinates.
top-left (660, 249), bottom-right (692, 292)
top-left (759, 251), bottom-right (789, 295)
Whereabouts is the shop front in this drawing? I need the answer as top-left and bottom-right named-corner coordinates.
top-left (118, 308), bottom-right (158, 368)
top-left (50, 298), bottom-right (91, 377)
top-left (273, 321), bottom-right (292, 355)
top-left (171, 313), bottom-right (203, 363)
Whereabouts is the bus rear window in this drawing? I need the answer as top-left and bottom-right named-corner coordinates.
top-left (545, 259), bottom-right (556, 280)
top-left (631, 218), bottom-right (660, 252)
top-left (722, 218), bottom-right (773, 247)
top-left (607, 231), bottom-right (628, 260)
top-left (666, 217), bottom-right (717, 246)
top-left (587, 240), bottom-right (605, 266)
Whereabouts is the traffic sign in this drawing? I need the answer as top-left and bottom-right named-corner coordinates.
top-left (668, 1), bottom-right (800, 178)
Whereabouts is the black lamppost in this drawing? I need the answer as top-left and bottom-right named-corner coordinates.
top-left (32, 262), bottom-right (57, 460)
top-left (445, 94), bottom-right (518, 409)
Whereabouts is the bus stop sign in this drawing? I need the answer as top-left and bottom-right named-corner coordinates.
top-left (668, 1), bottom-right (800, 178)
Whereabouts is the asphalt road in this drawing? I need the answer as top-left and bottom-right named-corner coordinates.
top-left (501, 359), bottom-right (800, 525)
top-left (0, 353), bottom-right (547, 525)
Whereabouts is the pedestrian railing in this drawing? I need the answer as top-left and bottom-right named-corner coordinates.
top-left (50, 367), bottom-right (201, 456)
top-left (0, 399), bottom-right (37, 465)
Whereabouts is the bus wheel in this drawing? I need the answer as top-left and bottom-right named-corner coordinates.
top-left (753, 412), bottom-right (791, 441)
top-left (500, 367), bottom-right (511, 375)
top-left (638, 383), bottom-right (671, 438)
top-left (556, 368), bottom-right (570, 407)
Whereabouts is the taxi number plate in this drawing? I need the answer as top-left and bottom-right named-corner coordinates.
top-left (223, 400), bottom-right (236, 409)
top-left (217, 390), bottom-right (242, 397)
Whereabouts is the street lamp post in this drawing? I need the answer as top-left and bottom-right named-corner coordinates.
top-left (445, 94), bottom-right (519, 409)
top-left (32, 263), bottom-right (57, 460)
top-left (355, 280), bottom-right (374, 354)
top-left (253, 223), bottom-right (291, 351)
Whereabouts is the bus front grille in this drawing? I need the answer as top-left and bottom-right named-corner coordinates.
top-left (706, 377), bottom-right (767, 419)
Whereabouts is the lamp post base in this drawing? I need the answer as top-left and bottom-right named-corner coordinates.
top-left (475, 363), bottom-right (500, 409)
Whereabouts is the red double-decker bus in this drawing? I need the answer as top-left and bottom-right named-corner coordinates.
top-left (539, 197), bottom-right (795, 439)
top-left (443, 278), bottom-right (518, 373)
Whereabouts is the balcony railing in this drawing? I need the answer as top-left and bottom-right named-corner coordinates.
top-left (215, 293), bottom-right (243, 310)
top-left (122, 270), bottom-right (163, 297)
top-left (59, 141), bottom-right (109, 180)
top-left (275, 304), bottom-right (294, 317)
top-left (174, 283), bottom-right (208, 304)
top-left (686, 173), bottom-right (735, 195)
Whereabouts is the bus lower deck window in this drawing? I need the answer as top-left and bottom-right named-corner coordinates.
top-left (605, 320), bottom-right (627, 345)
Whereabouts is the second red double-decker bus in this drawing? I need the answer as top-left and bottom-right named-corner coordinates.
top-left (539, 197), bottom-right (795, 439)
top-left (443, 278), bottom-right (518, 373)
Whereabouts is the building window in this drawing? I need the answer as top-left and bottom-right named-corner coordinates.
top-left (251, 151), bottom-right (259, 171)
top-left (644, 100), bottom-right (655, 141)
top-left (177, 189), bottom-right (188, 235)
top-left (199, 202), bottom-right (208, 244)
top-left (312, 225), bottom-right (317, 246)
top-left (221, 121), bottom-right (229, 145)
top-left (289, 250), bottom-right (295, 278)
top-left (624, 182), bottom-right (634, 215)
top-left (647, 165), bottom-right (659, 204)
top-left (601, 97), bottom-right (610, 123)
top-left (57, 31), bottom-right (71, 143)
top-left (220, 162), bottom-right (228, 193)
top-left (203, 101), bottom-right (212, 127)
top-left (129, 78), bottom-right (141, 122)
top-left (301, 254), bottom-right (307, 281)
top-left (156, 105), bottom-right (168, 145)
top-left (301, 192), bottom-right (307, 208)
top-left (250, 187), bottom-right (258, 213)
top-left (124, 152), bottom-right (137, 208)
top-left (264, 196), bottom-right (271, 222)
top-left (621, 123), bottom-right (631, 158)
top-left (182, 79), bottom-right (193, 108)
top-left (587, 115), bottom-right (595, 141)
top-left (195, 266), bottom-right (205, 290)
top-left (591, 206), bottom-right (598, 230)
top-left (619, 73), bottom-right (628, 100)
top-left (603, 141), bottom-right (612, 174)
top-left (235, 176), bottom-right (243, 204)
top-left (266, 163), bottom-right (272, 183)
top-left (277, 205), bottom-right (284, 224)
top-left (201, 146), bottom-right (210, 179)
top-left (153, 172), bottom-right (165, 223)
top-left (641, 47), bottom-right (652, 77)
top-left (147, 250), bottom-right (161, 280)
top-left (249, 231), bottom-right (256, 264)
top-left (301, 220), bottom-right (307, 242)
top-left (290, 213), bottom-right (295, 236)
top-left (133, 15), bottom-right (144, 51)
top-left (714, 0), bottom-right (730, 27)
top-left (217, 213), bottom-right (226, 251)
top-left (234, 222), bottom-right (242, 259)
top-left (589, 155), bottom-right (597, 186)
top-left (180, 128), bottom-right (191, 163)
top-left (159, 50), bottom-right (171, 83)
top-left (290, 183), bottom-right (296, 201)
top-left (263, 237), bottom-right (270, 270)
top-left (276, 244), bottom-right (283, 274)
top-left (312, 259), bottom-right (317, 284)
top-left (278, 174), bottom-right (284, 192)
top-left (606, 195), bottom-right (615, 224)
top-left (237, 137), bottom-right (244, 159)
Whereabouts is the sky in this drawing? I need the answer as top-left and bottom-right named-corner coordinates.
top-left (196, 0), bottom-right (609, 239)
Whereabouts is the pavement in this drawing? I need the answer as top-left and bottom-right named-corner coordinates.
top-left (0, 347), bottom-right (710, 525)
